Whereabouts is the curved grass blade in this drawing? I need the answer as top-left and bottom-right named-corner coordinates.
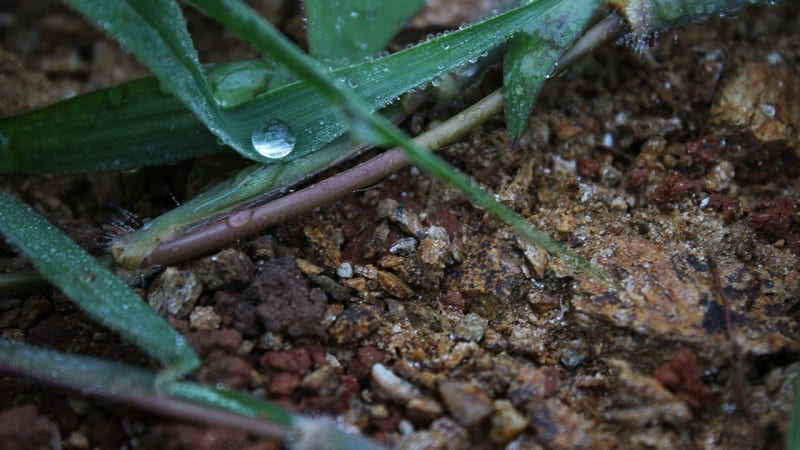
top-left (791, 378), bottom-right (800, 450)
top-left (184, 0), bottom-right (614, 286)
top-left (0, 59), bottom-right (286, 173)
top-left (0, 193), bottom-right (200, 375)
top-left (187, 0), bottom-right (561, 161)
top-left (504, 0), bottom-right (601, 142)
top-left (0, 339), bottom-right (387, 449)
top-left (2, 1), bottom-right (558, 172)
top-left (0, 75), bottom-right (218, 173)
top-left (305, 0), bottom-right (424, 65)
top-left (62, 0), bottom-right (269, 160)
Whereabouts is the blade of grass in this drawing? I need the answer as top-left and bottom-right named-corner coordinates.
top-left (185, 0), bottom-right (560, 161)
top-left (305, 0), bottom-right (424, 65)
top-left (2, 1), bottom-right (554, 172)
top-left (127, 11), bottom-right (627, 269)
top-left (791, 377), bottom-right (800, 450)
top-left (112, 131), bottom-right (367, 268)
top-left (0, 59), bottom-right (288, 173)
top-left (0, 193), bottom-right (199, 375)
top-left (176, 0), bottom-right (614, 286)
top-left (63, 0), bottom-right (261, 159)
top-left (504, 0), bottom-right (601, 142)
top-left (0, 339), bottom-right (385, 448)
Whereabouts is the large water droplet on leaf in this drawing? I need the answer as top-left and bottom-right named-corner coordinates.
top-left (251, 119), bottom-right (296, 159)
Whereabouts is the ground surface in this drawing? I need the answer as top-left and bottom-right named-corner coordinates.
top-left (1, 1), bottom-right (799, 449)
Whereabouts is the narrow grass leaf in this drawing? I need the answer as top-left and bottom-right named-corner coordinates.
top-left (0, 338), bottom-right (157, 397)
top-left (0, 193), bottom-right (200, 375)
top-left (0, 340), bottom-right (386, 448)
top-left (187, 0), bottom-right (559, 161)
top-left (0, 340), bottom-right (291, 435)
top-left (0, 60), bottom-right (288, 173)
top-left (185, 0), bottom-right (613, 285)
top-left (167, 383), bottom-right (294, 425)
top-left (791, 379), bottom-right (800, 450)
top-left (64, 0), bottom-right (262, 160)
top-left (504, 0), bottom-right (601, 142)
top-left (3, 1), bottom-right (554, 171)
top-left (305, 0), bottom-right (424, 65)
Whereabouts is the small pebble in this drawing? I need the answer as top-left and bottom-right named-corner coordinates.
top-left (389, 237), bottom-right (417, 256)
top-left (372, 363), bottom-right (421, 404)
top-left (489, 400), bottom-right (529, 444)
top-left (189, 306), bottom-right (221, 330)
top-left (337, 262), bottom-right (353, 278)
top-left (437, 381), bottom-right (493, 427)
top-left (453, 313), bottom-right (488, 342)
top-left (147, 267), bottom-right (202, 318)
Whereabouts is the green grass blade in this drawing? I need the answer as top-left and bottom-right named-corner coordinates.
top-left (305, 0), bottom-right (424, 65)
top-left (0, 75), bottom-right (218, 173)
top-left (0, 193), bottom-right (200, 375)
top-left (0, 339), bottom-right (290, 432)
top-left (183, 0), bottom-right (613, 285)
top-left (63, 0), bottom-right (263, 160)
top-left (790, 377), bottom-right (800, 450)
top-left (0, 339), bottom-right (386, 448)
top-left (208, 58), bottom-right (292, 108)
top-left (3, 2), bottom-right (551, 171)
top-left (0, 338), bottom-right (158, 396)
top-left (187, 0), bottom-right (559, 161)
top-left (0, 58), bottom-right (287, 173)
top-left (167, 383), bottom-right (293, 425)
top-left (504, 0), bottom-right (600, 142)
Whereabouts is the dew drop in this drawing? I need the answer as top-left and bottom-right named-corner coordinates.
top-left (226, 209), bottom-right (253, 229)
top-left (251, 119), bottom-right (296, 159)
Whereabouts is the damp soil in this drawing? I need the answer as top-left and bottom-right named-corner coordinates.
top-left (1, 1), bottom-right (800, 449)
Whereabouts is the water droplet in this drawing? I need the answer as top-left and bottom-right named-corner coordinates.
top-left (226, 209), bottom-right (253, 229)
top-left (251, 119), bottom-right (296, 159)
top-left (546, 62), bottom-right (560, 79)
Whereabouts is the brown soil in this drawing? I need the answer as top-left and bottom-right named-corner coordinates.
top-left (1, 1), bottom-right (799, 449)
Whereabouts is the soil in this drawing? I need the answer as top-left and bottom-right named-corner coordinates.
top-left (1, 1), bottom-right (800, 449)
